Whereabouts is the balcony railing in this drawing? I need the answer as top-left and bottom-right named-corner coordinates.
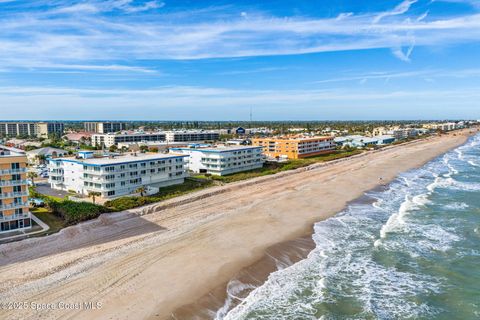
top-left (0, 213), bottom-right (30, 221)
top-left (0, 179), bottom-right (28, 187)
top-left (0, 168), bottom-right (27, 175)
top-left (0, 191), bottom-right (28, 199)
top-left (0, 202), bottom-right (29, 210)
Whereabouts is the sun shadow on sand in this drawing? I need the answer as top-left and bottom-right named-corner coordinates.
top-left (0, 211), bottom-right (166, 267)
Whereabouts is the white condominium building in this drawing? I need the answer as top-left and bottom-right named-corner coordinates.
top-left (170, 145), bottom-right (264, 176)
top-left (92, 130), bottom-right (220, 148)
top-left (92, 132), bottom-right (167, 148)
top-left (48, 151), bottom-right (187, 199)
top-left (165, 131), bottom-right (220, 143)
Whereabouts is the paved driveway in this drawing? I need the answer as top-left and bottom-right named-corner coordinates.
top-left (35, 183), bottom-right (70, 199)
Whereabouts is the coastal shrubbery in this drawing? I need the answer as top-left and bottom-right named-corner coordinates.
top-left (46, 199), bottom-right (110, 225)
top-left (104, 196), bottom-right (153, 211)
top-left (104, 179), bottom-right (213, 211)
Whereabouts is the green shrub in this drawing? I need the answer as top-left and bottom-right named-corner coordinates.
top-left (46, 199), bottom-right (110, 225)
top-left (104, 196), bottom-right (154, 211)
top-left (104, 179), bottom-right (213, 212)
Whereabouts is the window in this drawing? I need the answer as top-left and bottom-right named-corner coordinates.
top-left (11, 162), bottom-right (20, 169)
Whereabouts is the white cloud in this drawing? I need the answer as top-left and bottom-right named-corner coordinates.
top-left (0, 1), bottom-right (478, 69)
top-left (373, 0), bottom-right (418, 23)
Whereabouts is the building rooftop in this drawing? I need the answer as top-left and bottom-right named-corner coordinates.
top-left (26, 147), bottom-right (68, 156)
top-left (171, 145), bottom-right (261, 153)
top-left (51, 152), bottom-right (186, 166)
top-left (254, 135), bottom-right (333, 141)
top-left (0, 145), bottom-right (25, 157)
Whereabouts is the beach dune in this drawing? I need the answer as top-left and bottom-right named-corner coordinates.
top-left (0, 130), bottom-right (473, 320)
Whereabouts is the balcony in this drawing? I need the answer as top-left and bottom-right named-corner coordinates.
top-left (0, 168), bottom-right (27, 176)
top-left (0, 202), bottom-right (29, 210)
top-left (49, 169), bottom-right (64, 176)
top-left (0, 179), bottom-right (28, 187)
top-left (0, 191), bottom-right (29, 200)
top-left (0, 212), bottom-right (30, 221)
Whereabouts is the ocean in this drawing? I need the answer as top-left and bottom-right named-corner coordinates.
top-left (219, 134), bottom-right (480, 320)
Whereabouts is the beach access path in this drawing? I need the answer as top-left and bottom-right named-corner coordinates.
top-left (0, 129), bottom-right (474, 320)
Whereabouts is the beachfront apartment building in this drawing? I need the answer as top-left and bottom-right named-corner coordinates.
top-left (92, 130), bottom-right (220, 148)
top-left (48, 152), bottom-right (188, 199)
top-left (392, 128), bottom-right (418, 140)
top-left (0, 122), bottom-right (64, 138)
top-left (170, 145), bottom-right (264, 176)
top-left (423, 122), bottom-right (464, 132)
top-left (0, 145), bottom-right (31, 234)
top-left (84, 122), bottom-right (127, 134)
top-left (252, 136), bottom-right (335, 159)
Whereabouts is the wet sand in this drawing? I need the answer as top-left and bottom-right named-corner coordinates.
top-left (171, 188), bottom-right (388, 319)
top-left (0, 129), bottom-right (474, 320)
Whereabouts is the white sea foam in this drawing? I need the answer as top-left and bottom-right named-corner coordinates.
top-left (444, 202), bottom-right (469, 211)
top-left (380, 194), bottom-right (421, 239)
top-left (468, 160), bottom-right (480, 167)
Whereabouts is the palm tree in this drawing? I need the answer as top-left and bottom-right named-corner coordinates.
top-left (88, 191), bottom-right (101, 204)
top-left (135, 186), bottom-right (146, 197)
top-left (27, 172), bottom-right (38, 186)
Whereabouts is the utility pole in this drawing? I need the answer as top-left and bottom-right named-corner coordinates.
top-left (249, 106), bottom-right (253, 128)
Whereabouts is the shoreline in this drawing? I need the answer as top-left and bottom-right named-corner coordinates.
top-left (0, 129), bottom-right (475, 320)
top-left (172, 191), bottom-right (385, 319)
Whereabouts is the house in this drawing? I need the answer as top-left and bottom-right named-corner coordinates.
top-left (26, 147), bottom-right (69, 165)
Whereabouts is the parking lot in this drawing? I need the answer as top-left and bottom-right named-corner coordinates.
top-left (35, 182), bottom-right (70, 199)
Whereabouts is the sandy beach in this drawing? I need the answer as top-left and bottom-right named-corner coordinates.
top-left (0, 129), bottom-right (474, 320)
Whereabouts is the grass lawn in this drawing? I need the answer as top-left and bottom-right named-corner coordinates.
top-left (31, 207), bottom-right (65, 235)
top-left (194, 149), bottom-right (364, 183)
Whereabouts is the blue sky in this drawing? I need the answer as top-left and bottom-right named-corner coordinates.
top-left (0, 0), bottom-right (479, 120)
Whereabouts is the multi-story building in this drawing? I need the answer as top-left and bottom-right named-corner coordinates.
top-left (165, 131), bottom-right (220, 143)
top-left (423, 122), bottom-right (462, 132)
top-left (0, 122), bottom-right (64, 138)
top-left (92, 130), bottom-right (220, 148)
top-left (392, 128), bottom-right (418, 141)
top-left (170, 145), bottom-right (264, 176)
top-left (252, 136), bottom-right (335, 159)
top-left (0, 145), bottom-right (31, 233)
top-left (84, 122), bottom-right (127, 134)
top-left (35, 122), bottom-right (65, 138)
top-left (48, 151), bottom-right (187, 199)
top-left (92, 132), bottom-right (167, 148)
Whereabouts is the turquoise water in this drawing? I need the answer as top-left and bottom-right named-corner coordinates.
top-left (221, 134), bottom-right (480, 320)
